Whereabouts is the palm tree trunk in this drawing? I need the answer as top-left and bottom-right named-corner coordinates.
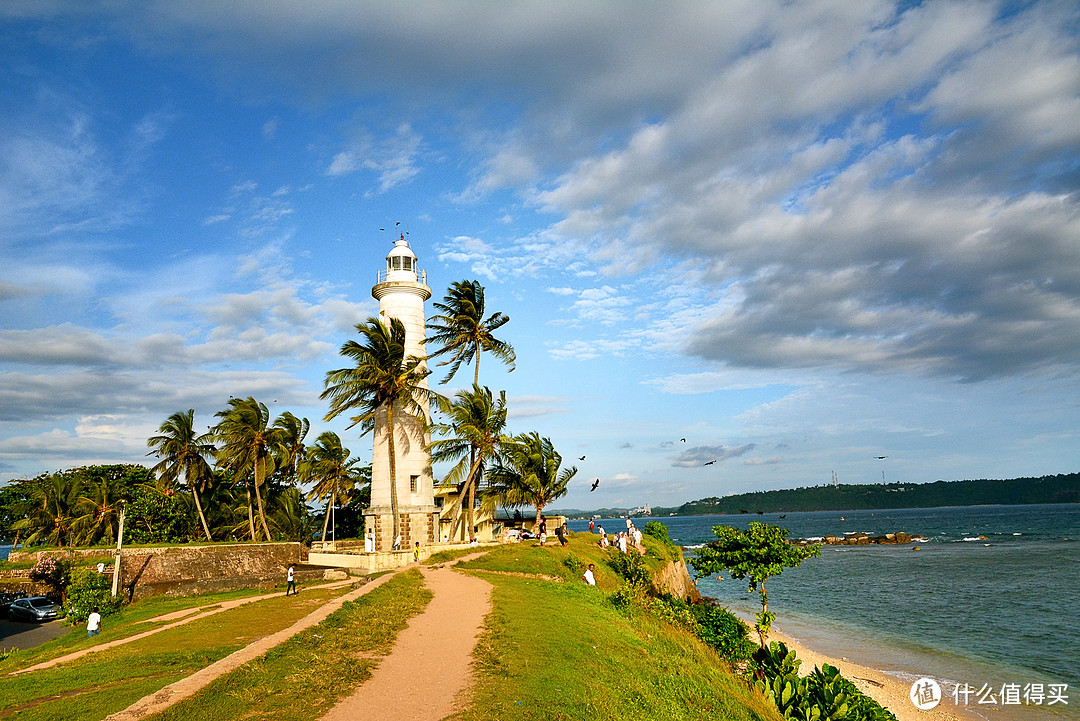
top-left (245, 482), bottom-right (257, 541)
top-left (387, 403), bottom-right (400, 548)
top-left (321, 490), bottom-right (334, 542)
top-left (254, 457), bottom-right (272, 541)
top-left (465, 448), bottom-right (480, 541)
top-left (192, 487), bottom-right (213, 541)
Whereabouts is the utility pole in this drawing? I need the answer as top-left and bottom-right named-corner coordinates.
top-left (111, 501), bottom-right (126, 598)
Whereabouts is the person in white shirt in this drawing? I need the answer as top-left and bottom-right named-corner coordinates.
top-left (582, 564), bottom-right (596, 585)
top-left (87, 608), bottom-right (101, 638)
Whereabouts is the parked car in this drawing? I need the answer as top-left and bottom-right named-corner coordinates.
top-left (0, 590), bottom-right (28, 614)
top-left (7, 596), bottom-right (60, 622)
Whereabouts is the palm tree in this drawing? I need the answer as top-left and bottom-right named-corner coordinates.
top-left (322, 317), bottom-right (431, 546)
top-left (426, 279), bottom-right (516, 385)
top-left (213, 397), bottom-right (282, 542)
top-left (273, 412), bottom-right (310, 487)
top-left (147, 409), bottom-right (217, 541)
top-left (11, 473), bottom-right (83, 547)
top-left (301, 431), bottom-right (365, 544)
top-left (429, 385), bottom-right (510, 541)
top-left (71, 477), bottom-right (125, 546)
top-left (483, 432), bottom-right (577, 527)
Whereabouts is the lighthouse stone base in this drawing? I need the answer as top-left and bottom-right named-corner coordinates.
top-left (363, 504), bottom-right (439, 553)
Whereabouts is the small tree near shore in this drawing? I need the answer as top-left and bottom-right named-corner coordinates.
top-left (690, 522), bottom-right (821, 647)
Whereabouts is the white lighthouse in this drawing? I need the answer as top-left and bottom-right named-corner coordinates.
top-left (365, 234), bottom-right (437, 553)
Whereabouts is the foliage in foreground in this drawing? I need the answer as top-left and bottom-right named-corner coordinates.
top-left (691, 522), bottom-right (821, 645)
top-left (750, 642), bottom-right (897, 721)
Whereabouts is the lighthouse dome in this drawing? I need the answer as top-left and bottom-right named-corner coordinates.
top-left (384, 237), bottom-right (418, 281)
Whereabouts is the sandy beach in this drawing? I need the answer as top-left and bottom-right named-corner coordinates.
top-left (768, 628), bottom-right (986, 721)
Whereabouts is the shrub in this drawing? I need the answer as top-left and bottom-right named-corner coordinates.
top-left (607, 548), bottom-right (650, 587)
top-left (29, 554), bottom-right (71, 599)
top-left (646, 593), bottom-right (697, 630)
top-left (642, 520), bottom-right (675, 548)
top-left (691, 599), bottom-right (756, 664)
top-left (562, 553), bottom-right (585, 576)
top-left (610, 583), bottom-right (643, 615)
top-left (64, 567), bottom-right (122, 623)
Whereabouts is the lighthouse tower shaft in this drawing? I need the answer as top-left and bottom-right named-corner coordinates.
top-left (365, 236), bottom-right (437, 553)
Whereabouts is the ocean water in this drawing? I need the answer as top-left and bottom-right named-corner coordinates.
top-left (570, 504), bottom-right (1080, 721)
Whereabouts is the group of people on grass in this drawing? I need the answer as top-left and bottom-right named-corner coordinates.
top-left (590, 518), bottom-right (644, 555)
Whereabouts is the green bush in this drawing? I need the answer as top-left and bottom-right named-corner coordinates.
top-left (646, 593), bottom-right (698, 629)
top-left (610, 584), bottom-right (643, 615)
top-left (29, 554), bottom-right (71, 600)
top-left (750, 641), bottom-right (898, 721)
top-left (64, 567), bottom-right (122, 623)
top-left (691, 599), bottom-right (756, 664)
top-left (607, 549), bottom-right (650, 587)
top-left (562, 553), bottom-right (585, 576)
top-left (642, 520), bottom-right (675, 548)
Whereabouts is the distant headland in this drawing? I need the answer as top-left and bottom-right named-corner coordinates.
top-left (556, 472), bottom-right (1079, 518)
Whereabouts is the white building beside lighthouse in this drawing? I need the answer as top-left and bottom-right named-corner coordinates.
top-left (365, 234), bottom-right (438, 553)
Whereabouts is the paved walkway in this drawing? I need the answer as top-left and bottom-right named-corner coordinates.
top-left (319, 562), bottom-right (492, 721)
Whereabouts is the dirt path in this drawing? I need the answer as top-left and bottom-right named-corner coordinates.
top-left (320, 560), bottom-right (493, 721)
top-left (9, 578), bottom-right (357, 676)
top-left (103, 573), bottom-right (399, 721)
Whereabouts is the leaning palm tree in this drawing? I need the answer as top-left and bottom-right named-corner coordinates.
top-left (301, 431), bottom-right (364, 544)
top-left (483, 432), bottom-right (577, 527)
top-left (147, 409), bottom-right (217, 541)
top-left (213, 397), bottom-right (282, 542)
top-left (429, 385), bottom-right (510, 541)
top-left (426, 279), bottom-right (516, 385)
top-left (273, 412), bottom-right (310, 488)
top-left (321, 316), bottom-right (431, 545)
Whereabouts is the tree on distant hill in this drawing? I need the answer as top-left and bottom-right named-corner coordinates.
top-left (426, 279), bottom-right (516, 385)
top-left (147, 409), bottom-right (217, 541)
top-left (484, 432), bottom-right (576, 527)
top-left (322, 317), bottom-right (432, 546)
top-left (691, 522), bottom-right (821, 647)
top-left (430, 385), bottom-right (511, 541)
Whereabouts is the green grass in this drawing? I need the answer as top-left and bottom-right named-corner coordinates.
top-left (145, 569), bottom-right (432, 721)
top-left (0, 585), bottom-right (355, 720)
top-left (447, 573), bottom-right (781, 721)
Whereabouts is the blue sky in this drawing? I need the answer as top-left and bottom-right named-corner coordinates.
top-left (1, 1), bottom-right (1078, 510)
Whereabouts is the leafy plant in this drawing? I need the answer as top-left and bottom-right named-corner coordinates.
top-left (29, 553), bottom-right (71, 599)
top-left (642, 520), bottom-right (676, 549)
top-left (607, 548), bottom-right (650, 587)
top-left (691, 522), bottom-right (821, 645)
top-left (64, 567), bottom-right (122, 623)
top-left (562, 553), bottom-right (585, 576)
top-left (691, 598), bottom-right (756, 664)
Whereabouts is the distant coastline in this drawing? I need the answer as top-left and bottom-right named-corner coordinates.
top-left (556, 472), bottom-right (1079, 518)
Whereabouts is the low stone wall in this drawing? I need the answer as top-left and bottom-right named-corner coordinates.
top-left (116, 542), bottom-right (303, 600)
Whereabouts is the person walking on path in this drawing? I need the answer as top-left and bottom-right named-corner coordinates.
top-left (286, 564), bottom-right (297, 596)
top-left (413, 542), bottom-right (420, 562)
top-left (537, 516), bottom-right (548, 546)
top-left (86, 608), bottom-right (101, 639)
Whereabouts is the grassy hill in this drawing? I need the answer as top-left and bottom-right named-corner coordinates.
top-left (1, 535), bottom-right (781, 721)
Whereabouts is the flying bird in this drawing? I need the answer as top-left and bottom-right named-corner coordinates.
top-left (590, 479), bottom-right (600, 492)
top-left (704, 460), bottom-right (716, 466)
top-left (680, 438), bottom-right (686, 442)
top-left (578, 456), bottom-right (586, 460)
top-left (875, 456), bottom-right (888, 459)
top-left (779, 514), bottom-right (787, 519)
